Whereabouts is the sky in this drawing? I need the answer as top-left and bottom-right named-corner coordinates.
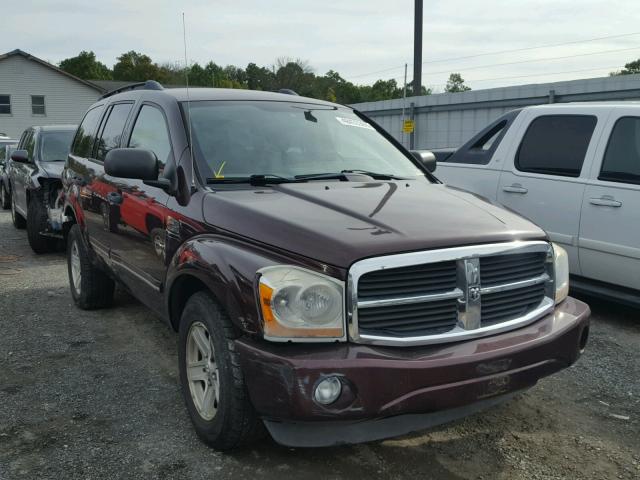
top-left (4, 0), bottom-right (640, 92)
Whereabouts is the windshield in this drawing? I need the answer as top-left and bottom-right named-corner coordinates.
top-left (39, 130), bottom-right (75, 162)
top-left (184, 101), bottom-right (424, 181)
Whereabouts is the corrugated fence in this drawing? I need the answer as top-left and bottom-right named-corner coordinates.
top-left (351, 73), bottom-right (640, 150)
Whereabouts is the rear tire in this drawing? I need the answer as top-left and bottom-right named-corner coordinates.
top-left (178, 291), bottom-right (265, 450)
top-left (67, 224), bottom-right (115, 309)
top-left (11, 193), bottom-right (26, 229)
top-left (27, 195), bottom-right (57, 254)
top-left (0, 183), bottom-right (10, 210)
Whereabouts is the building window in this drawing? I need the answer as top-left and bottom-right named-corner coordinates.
top-left (31, 95), bottom-right (46, 115)
top-left (0, 95), bottom-right (10, 115)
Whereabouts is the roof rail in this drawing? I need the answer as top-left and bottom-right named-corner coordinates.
top-left (277, 88), bottom-right (299, 96)
top-left (100, 80), bottom-right (164, 99)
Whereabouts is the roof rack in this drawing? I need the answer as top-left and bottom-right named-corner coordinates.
top-left (100, 80), bottom-right (164, 99)
top-left (277, 89), bottom-right (299, 96)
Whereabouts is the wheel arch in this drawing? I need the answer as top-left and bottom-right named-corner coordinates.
top-left (165, 236), bottom-right (278, 336)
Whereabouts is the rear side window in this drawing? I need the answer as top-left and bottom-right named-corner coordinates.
top-left (128, 105), bottom-right (172, 167)
top-left (600, 116), bottom-right (640, 185)
top-left (516, 115), bottom-right (597, 177)
top-left (95, 103), bottom-right (133, 161)
top-left (72, 105), bottom-right (104, 158)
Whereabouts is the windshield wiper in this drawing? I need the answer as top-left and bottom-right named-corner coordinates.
top-left (206, 174), bottom-right (307, 186)
top-left (295, 170), bottom-right (408, 181)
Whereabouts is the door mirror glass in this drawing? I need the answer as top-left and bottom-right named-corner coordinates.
top-left (411, 150), bottom-right (437, 173)
top-left (104, 148), bottom-right (158, 181)
top-left (10, 149), bottom-right (30, 164)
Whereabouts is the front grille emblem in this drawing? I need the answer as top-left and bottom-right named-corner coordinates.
top-left (469, 286), bottom-right (481, 302)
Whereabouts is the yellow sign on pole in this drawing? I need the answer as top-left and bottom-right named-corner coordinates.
top-left (403, 119), bottom-right (415, 134)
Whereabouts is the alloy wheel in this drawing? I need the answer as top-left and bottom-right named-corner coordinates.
top-left (186, 322), bottom-right (220, 420)
top-left (70, 240), bottom-right (82, 295)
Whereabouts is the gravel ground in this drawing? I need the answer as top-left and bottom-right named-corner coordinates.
top-left (0, 208), bottom-right (638, 480)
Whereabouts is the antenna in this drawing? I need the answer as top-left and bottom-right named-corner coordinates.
top-left (182, 12), bottom-right (196, 188)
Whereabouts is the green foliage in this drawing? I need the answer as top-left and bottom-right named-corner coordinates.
top-left (610, 59), bottom-right (640, 76)
top-left (59, 51), bottom-right (112, 80)
top-left (58, 50), bottom-right (440, 103)
top-left (444, 73), bottom-right (471, 93)
top-left (112, 51), bottom-right (160, 82)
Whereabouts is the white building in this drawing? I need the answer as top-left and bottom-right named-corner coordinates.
top-left (0, 49), bottom-right (105, 139)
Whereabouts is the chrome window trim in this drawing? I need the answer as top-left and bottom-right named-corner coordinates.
top-left (348, 241), bottom-right (554, 346)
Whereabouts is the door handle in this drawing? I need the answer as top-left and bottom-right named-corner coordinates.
top-left (589, 196), bottom-right (622, 207)
top-left (502, 184), bottom-right (528, 194)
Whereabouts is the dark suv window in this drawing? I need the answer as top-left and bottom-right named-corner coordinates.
top-left (516, 115), bottom-right (597, 177)
top-left (128, 105), bottom-right (172, 167)
top-left (96, 103), bottom-right (133, 161)
top-left (600, 116), bottom-right (640, 185)
top-left (24, 130), bottom-right (36, 159)
top-left (72, 105), bottom-right (104, 158)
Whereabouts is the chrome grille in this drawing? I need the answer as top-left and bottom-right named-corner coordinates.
top-left (481, 283), bottom-right (546, 326)
top-left (348, 241), bottom-right (555, 346)
top-left (480, 252), bottom-right (547, 287)
top-left (357, 298), bottom-right (458, 337)
top-left (358, 261), bottom-right (457, 300)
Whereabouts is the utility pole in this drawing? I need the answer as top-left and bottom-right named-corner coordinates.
top-left (413, 0), bottom-right (423, 96)
top-left (401, 63), bottom-right (408, 146)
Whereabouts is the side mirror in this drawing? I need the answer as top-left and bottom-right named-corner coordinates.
top-left (105, 148), bottom-right (159, 181)
top-left (411, 150), bottom-right (437, 173)
top-left (10, 149), bottom-right (30, 164)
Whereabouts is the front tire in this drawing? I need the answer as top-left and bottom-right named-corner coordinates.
top-left (11, 193), bottom-right (26, 229)
top-left (27, 196), bottom-right (57, 254)
top-left (0, 183), bottom-right (10, 210)
top-left (178, 292), bottom-right (264, 450)
top-left (67, 224), bottom-right (115, 309)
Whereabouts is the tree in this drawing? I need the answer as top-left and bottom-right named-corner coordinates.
top-left (406, 80), bottom-right (432, 96)
top-left (246, 62), bottom-right (275, 91)
top-left (113, 51), bottom-right (160, 81)
top-left (610, 59), bottom-right (640, 76)
top-left (444, 73), bottom-right (471, 93)
top-left (59, 51), bottom-right (112, 80)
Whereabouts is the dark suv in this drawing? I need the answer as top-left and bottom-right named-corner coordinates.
top-left (9, 125), bottom-right (76, 252)
top-left (1, 139), bottom-right (17, 209)
top-left (62, 81), bottom-right (590, 450)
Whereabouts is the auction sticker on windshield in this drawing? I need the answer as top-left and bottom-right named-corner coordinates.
top-left (336, 116), bottom-right (375, 130)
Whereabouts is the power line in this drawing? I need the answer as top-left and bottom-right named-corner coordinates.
top-left (424, 46), bottom-right (640, 76)
top-left (386, 46), bottom-right (640, 82)
top-left (426, 65), bottom-right (624, 88)
top-left (346, 31), bottom-right (640, 80)
top-left (421, 31), bottom-right (640, 66)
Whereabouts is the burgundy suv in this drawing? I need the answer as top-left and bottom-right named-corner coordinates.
top-left (62, 81), bottom-right (590, 450)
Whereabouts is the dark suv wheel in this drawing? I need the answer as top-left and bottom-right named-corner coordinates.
top-left (178, 292), bottom-right (264, 450)
top-left (27, 196), bottom-right (57, 254)
top-left (11, 193), bottom-right (26, 229)
top-left (67, 224), bottom-right (115, 309)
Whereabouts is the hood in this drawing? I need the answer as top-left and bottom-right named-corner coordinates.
top-left (38, 162), bottom-right (64, 179)
top-left (202, 181), bottom-right (546, 268)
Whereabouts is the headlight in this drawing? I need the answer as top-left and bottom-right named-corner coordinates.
top-left (258, 266), bottom-right (345, 341)
top-left (552, 243), bottom-right (569, 304)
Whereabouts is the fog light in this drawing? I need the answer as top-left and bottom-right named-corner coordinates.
top-left (314, 376), bottom-right (342, 405)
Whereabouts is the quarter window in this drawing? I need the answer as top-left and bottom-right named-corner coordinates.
top-left (128, 105), bottom-right (172, 167)
top-left (600, 116), bottom-right (640, 185)
top-left (31, 95), bottom-right (46, 115)
top-left (516, 115), bottom-right (597, 177)
top-left (95, 103), bottom-right (133, 161)
top-left (0, 95), bottom-right (10, 114)
top-left (72, 105), bottom-right (104, 158)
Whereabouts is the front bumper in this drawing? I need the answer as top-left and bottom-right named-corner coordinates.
top-left (236, 296), bottom-right (590, 446)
